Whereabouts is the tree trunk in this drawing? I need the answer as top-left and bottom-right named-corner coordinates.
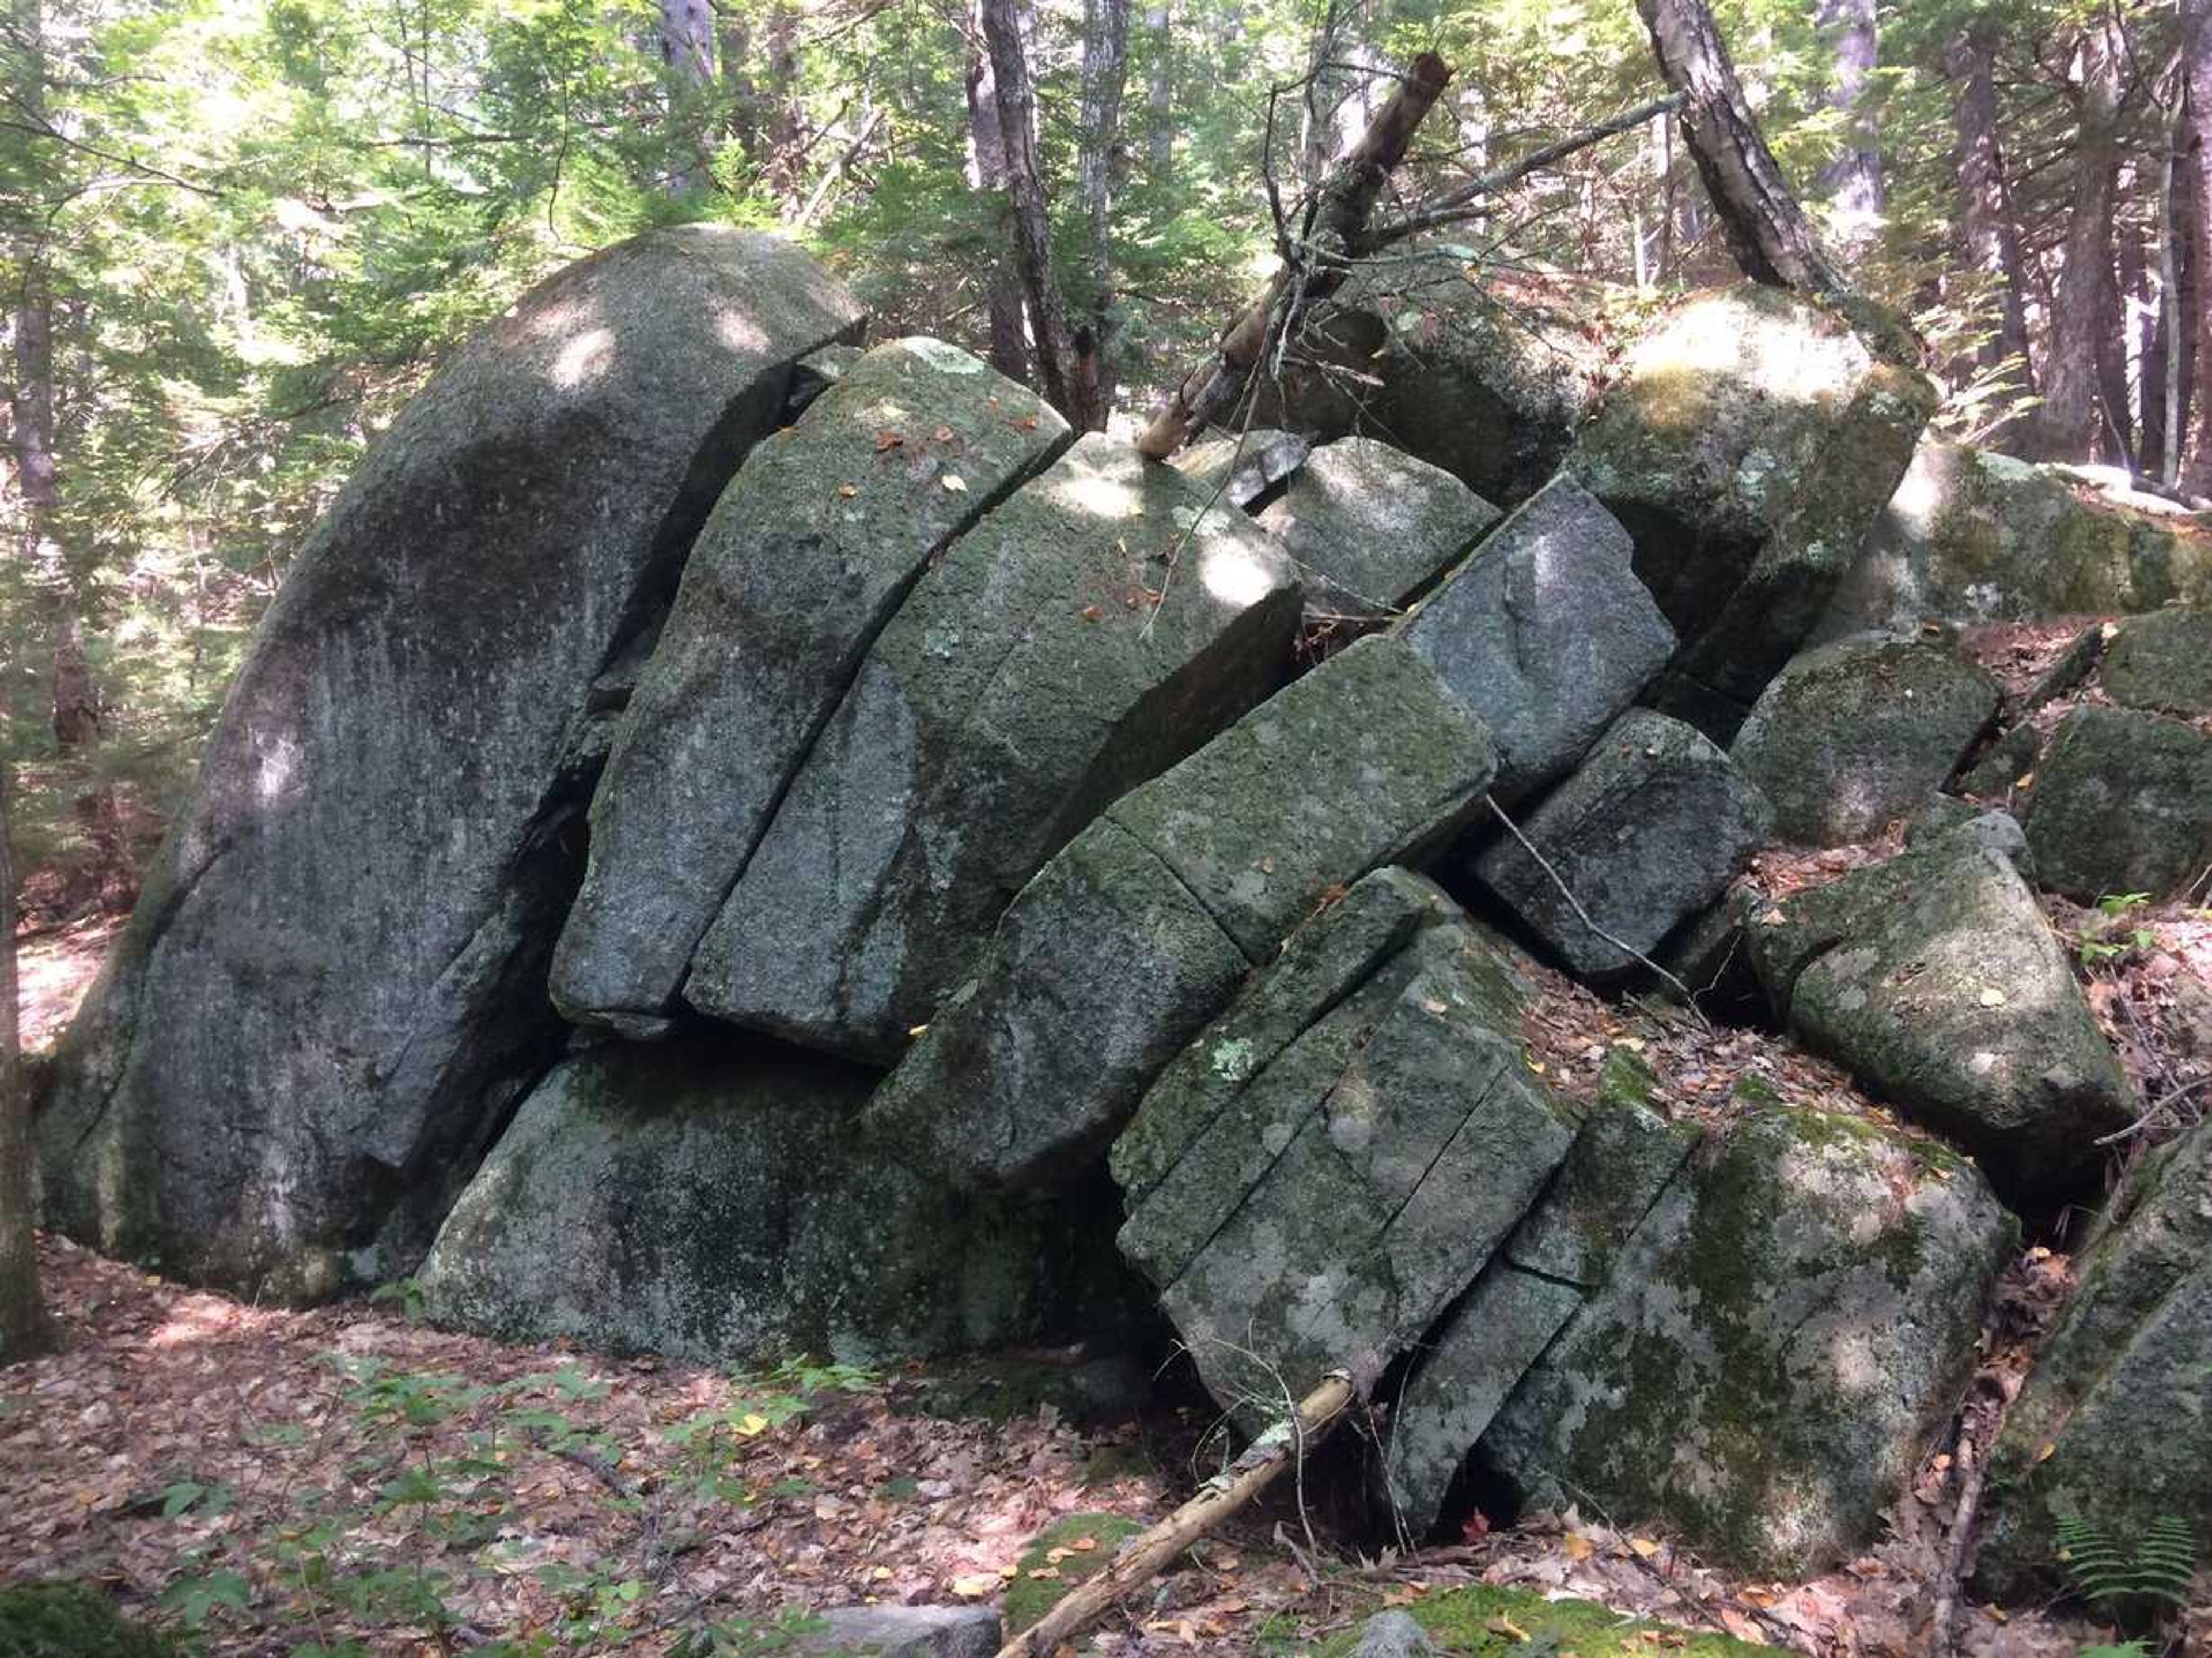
top-left (981, 0), bottom-right (1080, 421)
top-left (1813, 0), bottom-right (1881, 259)
top-left (965, 9), bottom-right (1033, 384)
top-left (1074, 0), bottom-right (1134, 427)
top-left (1944, 22), bottom-right (2035, 445)
top-left (1633, 0), bottom-right (1850, 298)
top-left (1145, 0), bottom-right (1172, 169)
top-left (2036, 17), bottom-right (2125, 463)
top-left (0, 759), bottom-right (42, 1368)
top-left (2183, 0), bottom-right (2212, 493)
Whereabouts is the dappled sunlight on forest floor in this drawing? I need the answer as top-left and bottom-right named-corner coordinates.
top-left (16, 914), bottom-right (122, 1055)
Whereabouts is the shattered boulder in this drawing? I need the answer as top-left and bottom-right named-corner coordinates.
top-left (1116, 877), bottom-right (1576, 1430)
top-left (1473, 709), bottom-right (1771, 979)
top-left (1821, 439), bottom-right (2211, 634)
top-left (1976, 1119), bottom-right (2212, 1599)
top-left (2099, 603), bottom-right (2212, 717)
top-left (1479, 1109), bottom-right (2015, 1577)
top-left (1254, 436), bottom-right (1501, 617)
top-left (1729, 634), bottom-right (2000, 846)
top-left (1568, 285), bottom-right (1935, 739)
top-left (1399, 476), bottom-right (1676, 805)
top-left (864, 635), bottom-right (1499, 1190)
top-left (684, 433), bottom-right (1300, 1062)
top-left (37, 227), bottom-right (866, 1299)
top-left (2022, 704), bottom-right (2212, 902)
top-left (550, 339), bottom-right (1070, 1037)
top-left (1745, 823), bottom-right (2134, 1202)
top-left (416, 1035), bottom-right (1124, 1365)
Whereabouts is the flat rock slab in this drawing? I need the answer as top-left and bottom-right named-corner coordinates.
top-left (2100, 604), bottom-right (2212, 715)
top-left (1729, 633), bottom-right (2000, 847)
top-left (1976, 1120), bottom-right (2212, 1599)
top-left (1400, 475), bottom-right (1675, 804)
top-left (1255, 436), bottom-right (1501, 614)
top-left (1474, 709), bottom-right (1771, 980)
top-left (1107, 634), bottom-right (1499, 960)
top-left (1744, 824), bottom-right (2134, 1203)
top-left (804, 1606), bottom-right (1001, 1657)
top-left (2022, 704), bottom-right (2212, 902)
top-left (1170, 427), bottom-right (1310, 510)
top-left (551, 339), bottom-right (1069, 1035)
top-left (416, 1035), bottom-right (1115, 1365)
top-left (1480, 1109), bottom-right (2015, 1578)
top-left (865, 638), bottom-right (1500, 1194)
top-left (1569, 285), bottom-right (1934, 739)
top-left (1143, 941), bottom-right (1577, 1429)
top-left (686, 433), bottom-right (1300, 1062)
top-left (36, 227), bottom-right (865, 1299)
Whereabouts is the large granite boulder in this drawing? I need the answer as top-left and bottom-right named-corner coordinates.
top-left (1729, 634), bottom-right (2001, 846)
top-left (1975, 1121), bottom-right (2212, 1599)
top-left (1473, 709), bottom-right (1771, 979)
top-left (1745, 824), bottom-right (2135, 1203)
top-left (2022, 705), bottom-right (2212, 902)
top-left (684, 433), bottom-right (1300, 1063)
top-left (1253, 437), bottom-right (1501, 616)
top-left (1116, 879), bottom-right (1576, 1429)
top-left (1821, 439), bottom-right (2211, 634)
top-left (550, 339), bottom-right (1070, 1038)
top-left (1399, 476), bottom-right (1676, 805)
top-left (1479, 1109), bottom-right (2016, 1577)
top-left (416, 1035), bottom-right (1123, 1365)
top-left (2099, 604), bottom-right (2212, 717)
top-left (863, 635), bottom-right (1499, 1189)
top-left (38, 228), bottom-right (866, 1299)
top-left (1380, 1094), bottom-right (1695, 1535)
top-left (1567, 285), bottom-right (1935, 739)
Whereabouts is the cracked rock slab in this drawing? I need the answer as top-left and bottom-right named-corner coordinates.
top-left (1255, 436), bottom-right (1501, 615)
top-left (684, 433), bottom-right (1300, 1063)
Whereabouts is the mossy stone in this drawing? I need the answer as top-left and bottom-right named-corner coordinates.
top-left (2022, 703), bottom-right (2212, 902)
top-left (1001, 1513), bottom-right (1143, 1633)
top-left (1317, 1583), bottom-right (1768, 1656)
top-left (0, 1583), bottom-right (180, 1657)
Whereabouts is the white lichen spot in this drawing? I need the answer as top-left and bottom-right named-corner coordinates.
top-left (1211, 1036), bottom-right (1258, 1082)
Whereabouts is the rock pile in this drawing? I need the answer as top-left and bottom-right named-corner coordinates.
top-left (35, 228), bottom-right (2212, 1591)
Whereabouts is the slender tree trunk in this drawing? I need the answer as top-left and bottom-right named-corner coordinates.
top-left (759, 5), bottom-right (805, 204)
top-left (2036, 18), bottom-right (2125, 463)
top-left (1145, 0), bottom-right (1172, 169)
top-left (1813, 0), bottom-right (1882, 259)
top-left (1633, 0), bottom-right (1850, 298)
top-left (657, 0), bottom-right (715, 194)
top-left (1074, 0), bottom-right (1133, 427)
top-left (965, 6), bottom-right (1032, 384)
top-left (1944, 22), bottom-right (2035, 444)
top-left (980, 0), bottom-right (1080, 421)
top-left (0, 760), bottom-right (41, 1368)
top-left (2183, 0), bottom-right (2212, 493)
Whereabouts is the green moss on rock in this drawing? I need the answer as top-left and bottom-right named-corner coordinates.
top-left (1319, 1584), bottom-right (1768, 1655)
top-left (0, 1583), bottom-right (180, 1657)
top-left (1002, 1513), bottom-right (1144, 1632)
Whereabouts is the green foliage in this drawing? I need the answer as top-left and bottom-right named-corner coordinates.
top-left (2055, 1510), bottom-right (2198, 1618)
top-left (0, 1581), bottom-right (181, 1658)
top-left (2077, 894), bottom-right (2160, 968)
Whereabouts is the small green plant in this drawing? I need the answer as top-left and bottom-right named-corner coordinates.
top-left (368, 1276), bottom-right (427, 1323)
top-left (667, 1608), bottom-right (830, 1656)
top-left (2055, 1510), bottom-right (2197, 1631)
top-left (2078, 893), bottom-right (2159, 968)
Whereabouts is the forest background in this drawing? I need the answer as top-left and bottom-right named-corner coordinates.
top-left (0, 0), bottom-right (2204, 917)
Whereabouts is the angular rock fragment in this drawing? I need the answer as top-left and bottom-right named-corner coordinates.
top-left (2022, 704), bottom-right (2212, 902)
top-left (1474, 710), bottom-right (1771, 979)
top-left (1744, 824), bottom-right (2133, 1202)
top-left (802, 1606), bottom-right (1000, 1658)
top-left (1975, 1120), bottom-right (2212, 1598)
top-left (1954, 721), bottom-right (2040, 799)
top-left (685, 433), bottom-right (1300, 1062)
top-left (1568, 285), bottom-right (1935, 738)
top-left (1169, 427), bottom-right (1310, 510)
top-left (1479, 1109), bottom-right (2015, 1576)
top-left (37, 227), bottom-right (866, 1299)
top-left (1729, 634), bottom-right (2001, 846)
top-left (866, 636), bottom-right (1500, 1191)
top-left (1400, 475), bottom-right (1676, 804)
top-left (551, 339), bottom-right (1070, 1036)
top-left (1381, 1099), bottom-right (1696, 1535)
top-left (416, 1035), bottom-right (1121, 1364)
top-left (2099, 603), bottom-right (2212, 717)
top-left (1255, 436), bottom-right (1501, 616)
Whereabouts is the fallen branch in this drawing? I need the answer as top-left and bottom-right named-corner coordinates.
top-left (1930, 1438), bottom-right (1990, 1656)
top-left (993, 1371), bottom-right (1356, 1657)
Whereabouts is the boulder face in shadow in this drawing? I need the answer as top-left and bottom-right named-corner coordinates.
top-left (37, 227), bottom-right (866, 1301)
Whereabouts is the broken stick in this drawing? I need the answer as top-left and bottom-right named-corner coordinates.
top-left (992, 1371), bottom-right (1357, 1657)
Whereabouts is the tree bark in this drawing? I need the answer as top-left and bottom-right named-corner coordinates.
top-left (981, 0), bottom-right (1080, 420)
top-left (657, 0), bottom-right (715, 194)
top-left (2035, 16), bottom-right (2125, 463)
top-left (2183, 0), bottom-right (2212, 493)
top-left (1074, 0), bottom-right (1134, 427)
top-left (1813, 0), bottom-right (1881, 258)
top-left (1145, 0), bottom-right (1172, 169)
top-left (0, 758), bottom-right (42, 1368)
top-left (1633, 0), bottom-right (1850, 298)
top-left (1944, 22), bottom-right (2035, 444)
top-left (965, 9), bottom-right (1033, 385)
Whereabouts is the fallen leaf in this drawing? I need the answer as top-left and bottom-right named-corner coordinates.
top-left (942, 474), bottom-right (968, 493)
top-left (933, 425), bottom-right (955, 442)
top-left (950, 1574), bottom-right (999, 1598)
top-left (837, 484), bottom-right (858, 498)
top-left (1978, 988), bottom-right (2008, 1008)
top-left (875, 429), bottom-right (902, 451)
